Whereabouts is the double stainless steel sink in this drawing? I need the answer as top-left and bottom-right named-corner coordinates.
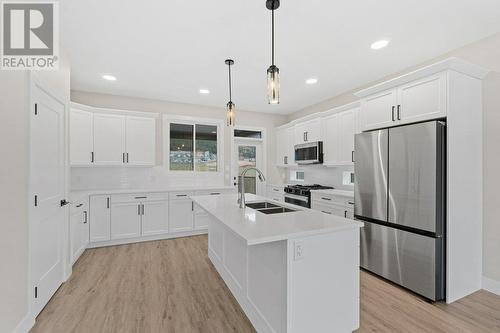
top-left (246, 201), bottom-right (297, 214)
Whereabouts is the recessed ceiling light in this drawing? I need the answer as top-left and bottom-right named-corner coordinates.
top-left (305, 78), bottom-right (318, 85)
top-left (199, 89), bottom-right (210, 94)
top-left (102, 74), bottom-right (117, 81)
top-left (371, 39), bottom-right (390, 50)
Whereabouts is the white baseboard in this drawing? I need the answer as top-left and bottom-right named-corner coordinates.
top-left (482, 276), bottom-right (500, 296)
top-left (13, 313), bottom-right (35, 333)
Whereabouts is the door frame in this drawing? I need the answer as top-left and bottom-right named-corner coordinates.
top-left (230, 126), bottom-right (267, 196)
top-left (28, 72), bottom-right (69, 320)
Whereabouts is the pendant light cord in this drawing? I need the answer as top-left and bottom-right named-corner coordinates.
top-left (228, 63), bottom-right (232, 101)
top-left (271, 8), bottom-right (275, 66)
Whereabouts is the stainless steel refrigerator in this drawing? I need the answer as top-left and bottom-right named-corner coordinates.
top-left (354, 120), bottom-right (446, 301)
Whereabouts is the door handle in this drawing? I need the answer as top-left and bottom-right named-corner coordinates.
top-left (392, 106), bottom-right (395, 121)
top-left (397, 105), bottom-right (401, 120)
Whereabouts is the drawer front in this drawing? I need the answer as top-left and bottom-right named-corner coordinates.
top-left (312, 202), bottom-right (346, 217)
top-left (312, 192), bottom-right (354, 206)
top-left (170, 191), bottom-right (195, 200)
top-left (195, 189), bottom-right (235, 196)
top-left (267, 185), bottom-right (284, 194)
top-left (112, 192), bottom-right (168, 203)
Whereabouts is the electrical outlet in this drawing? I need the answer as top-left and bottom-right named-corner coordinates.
top-left (294, 241), bottom-right (304, 261)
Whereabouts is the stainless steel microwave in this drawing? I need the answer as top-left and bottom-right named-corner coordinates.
top-left (294, 141), bottom-right (323, 165)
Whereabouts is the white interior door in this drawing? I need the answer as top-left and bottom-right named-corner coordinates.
top-left (30, 85), bottom-right (66, 317)
top-left (232, 139), bottom-right (264, 196)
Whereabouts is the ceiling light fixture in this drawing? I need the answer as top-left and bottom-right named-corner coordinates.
top-left (225, 59), bottom-right (236, 126)
top-left (199, 89), bottom-right (210, 94)
top-left (266, 0), bottom-right (280, 105)
top-left (102, 74), bottom-right (117, 81)
top-left (305, 78), bottom-right (318, 85)
top-left (371, 39), bottom-right (390, 50)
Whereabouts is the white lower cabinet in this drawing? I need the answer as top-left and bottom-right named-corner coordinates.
top-left (89, 195), bottom-right (111, 242)
top-left (70, 197), bottom-right (89, 265)
top-left (311, 192), bottom-right (355, 219)
top-left (169, 197), bottom-right (194, 233)
top-left (142, 201), bottom-right (168, 236)
top-left (111, 202), bottom-right (142, 240)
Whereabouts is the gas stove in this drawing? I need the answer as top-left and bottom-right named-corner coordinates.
top-left (284, 184), bottom-right (334, 208)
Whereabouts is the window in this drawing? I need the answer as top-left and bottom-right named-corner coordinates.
top-left (169, 122), bottom-right (219, 172)
top-left (234, 129), bottom-right (262, 139)
top-left (195, 124), bottom-right (218, 172)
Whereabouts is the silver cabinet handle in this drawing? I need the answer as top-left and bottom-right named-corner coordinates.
top-left (322, 211), bottom-right (332, 215)
top-left (321, 197), bottom-right (332, 201)
top-left (123, 153), bottom-right (126, 163)
top-left (397, 104), bottom-right (401, 120)
top-left (107, 197), bottom-right (110, 209)
top-left (76, 203), bottom-right (83, 208)
top-left (176, 194), bottom-right (187, 197)
top-left (138, 204), bottom-right (141, 215)
top-left (392, 106), bottom-right (396, 121)
top-left (83, 211), bottom-right (88, 224)
top-left (126, 153), bottom-right (129, 163)
top-left (344, 210), bottom-right (347, 218)
top-left (348, 201), bottom-right (354, 205)
top-left (91, 152), bottom-right (94, 163)
top-left (191, 201), bottom-right (194, 211)
top-left (141, 204), bottom-right (145, 215)
top-left (135, 196), bottom-right (147, 199)
top-left (352, 151), bottom-right (355, 163)
top-left (210, 192), bottom-right (220, 195)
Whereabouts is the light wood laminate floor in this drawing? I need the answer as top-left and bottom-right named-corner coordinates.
top-left (32, 235), bottom-right (500, 333)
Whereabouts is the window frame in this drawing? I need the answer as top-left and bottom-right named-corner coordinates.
top-left (163, 115), bottom-right (224, 174)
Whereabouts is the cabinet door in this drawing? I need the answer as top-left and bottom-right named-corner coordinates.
top-left (126, 116), bottom-right (156, 166)
top-left (362, 89), bottom-right (397, 131)
top-left (397, 73), bottom-right (446, 125)
top-left (169, 199), bottom-right (194, 233)
top-left (338, 109), bottom-right (356, 165)
top-left (294, 123), bottom-right (307, 145)
top-left (89, 195), bottom-right (111, 242)
top-left (312, 201), bottom-right (346, 218)
top-left (323, 114), bottom-right (340, 164)
top-left (194, 204), bottom-right (210, 231)
top-left (111, 202), bottom-right (141, 240)
top-left (81, 210), bottom-right (89, 250)
top-left (275, 127), bottom-right (287, 166)
top-left (93, 114), bottom-right (125, 165)
top-left (304, 118), bottom-right (322, 142)
top-left (70, 109), bottom-right (93, 165)
top-left (286, 127), bottom-right (296, 166)
top-left (141, 201), bottom-right (168, 236)
top-left (70, 212), bottom-right (82, 263)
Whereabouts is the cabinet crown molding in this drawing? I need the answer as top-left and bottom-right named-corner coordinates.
top-left (70, 102), bottom-right (159, 118)
top-left (354, 57), bottom-right (489, 98)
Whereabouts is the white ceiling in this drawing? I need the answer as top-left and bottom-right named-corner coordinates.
top-left (61, 0), bottom-right (500, 115)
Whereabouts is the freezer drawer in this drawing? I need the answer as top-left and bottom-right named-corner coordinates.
top-left (360, 221), bottom-right (445, 301)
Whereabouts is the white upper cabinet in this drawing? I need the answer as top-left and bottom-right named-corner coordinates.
top-left (396, 73), bottom-right (446, 125)
top-left (276, 127), bottom-right (296, 167)
top-left (360, 72), bottom-right (447, 131)
top-left (361, 89), bottom-right (398, 131)
top-left (294, 118), bottom-right (322, 145)
top-left (338, 109), bottom-right (356, 165)
top-left (93, 113), bottom-right (126, 165)
top-left (323, 113), bottom-right (340, 165)
top-left (70, 109), bottom-right (93, 165)
top-left (323, 107), bottom-right (357, 166)
top-left (125, 116), bottom-right (156, 166)
top-left (70, 103), bottom-right (157, 167)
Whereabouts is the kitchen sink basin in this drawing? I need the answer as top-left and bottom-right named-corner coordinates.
top-left (257, 207), bottom-right (297, 214)
top-left (246, 202), bottom-right (280, 209)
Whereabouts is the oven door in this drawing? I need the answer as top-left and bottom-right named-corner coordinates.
top-left (284, 193), bottom-right (309, 208)
top-left (294, 142), bottom-right (323, 164)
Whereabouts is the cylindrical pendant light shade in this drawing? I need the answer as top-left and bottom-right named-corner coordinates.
top-left (267, 65), bottom-right (280, 104)
top-left (226, 101), bottom-right (236, 126)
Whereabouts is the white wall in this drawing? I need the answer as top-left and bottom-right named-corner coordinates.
top-left (70, 91), bottom-right (288, 190)
top-left (0, 71), bottom-right (30, 333)
top-left (287, 33), bottom-right (500, 286)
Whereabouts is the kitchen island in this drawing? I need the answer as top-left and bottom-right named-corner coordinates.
top-left (191, 193), bottom-right (363, 333)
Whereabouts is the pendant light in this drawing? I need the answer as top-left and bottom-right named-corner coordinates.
top-left (225, 59), bottom-right (236, 126)
top-left (266, 0), bottom-right (280, 104)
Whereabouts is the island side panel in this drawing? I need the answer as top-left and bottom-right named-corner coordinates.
top-left (287, 228), bottom-right (360, 333)
top-left (207, 214), bottom-right (287, 333)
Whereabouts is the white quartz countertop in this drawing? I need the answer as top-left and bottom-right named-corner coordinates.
top-left (70, 185), bottom-right (235, 197)
top-left (191, 193), bottom-right (363, 246)
top-left (311, 189), bottom-right (354, 197)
